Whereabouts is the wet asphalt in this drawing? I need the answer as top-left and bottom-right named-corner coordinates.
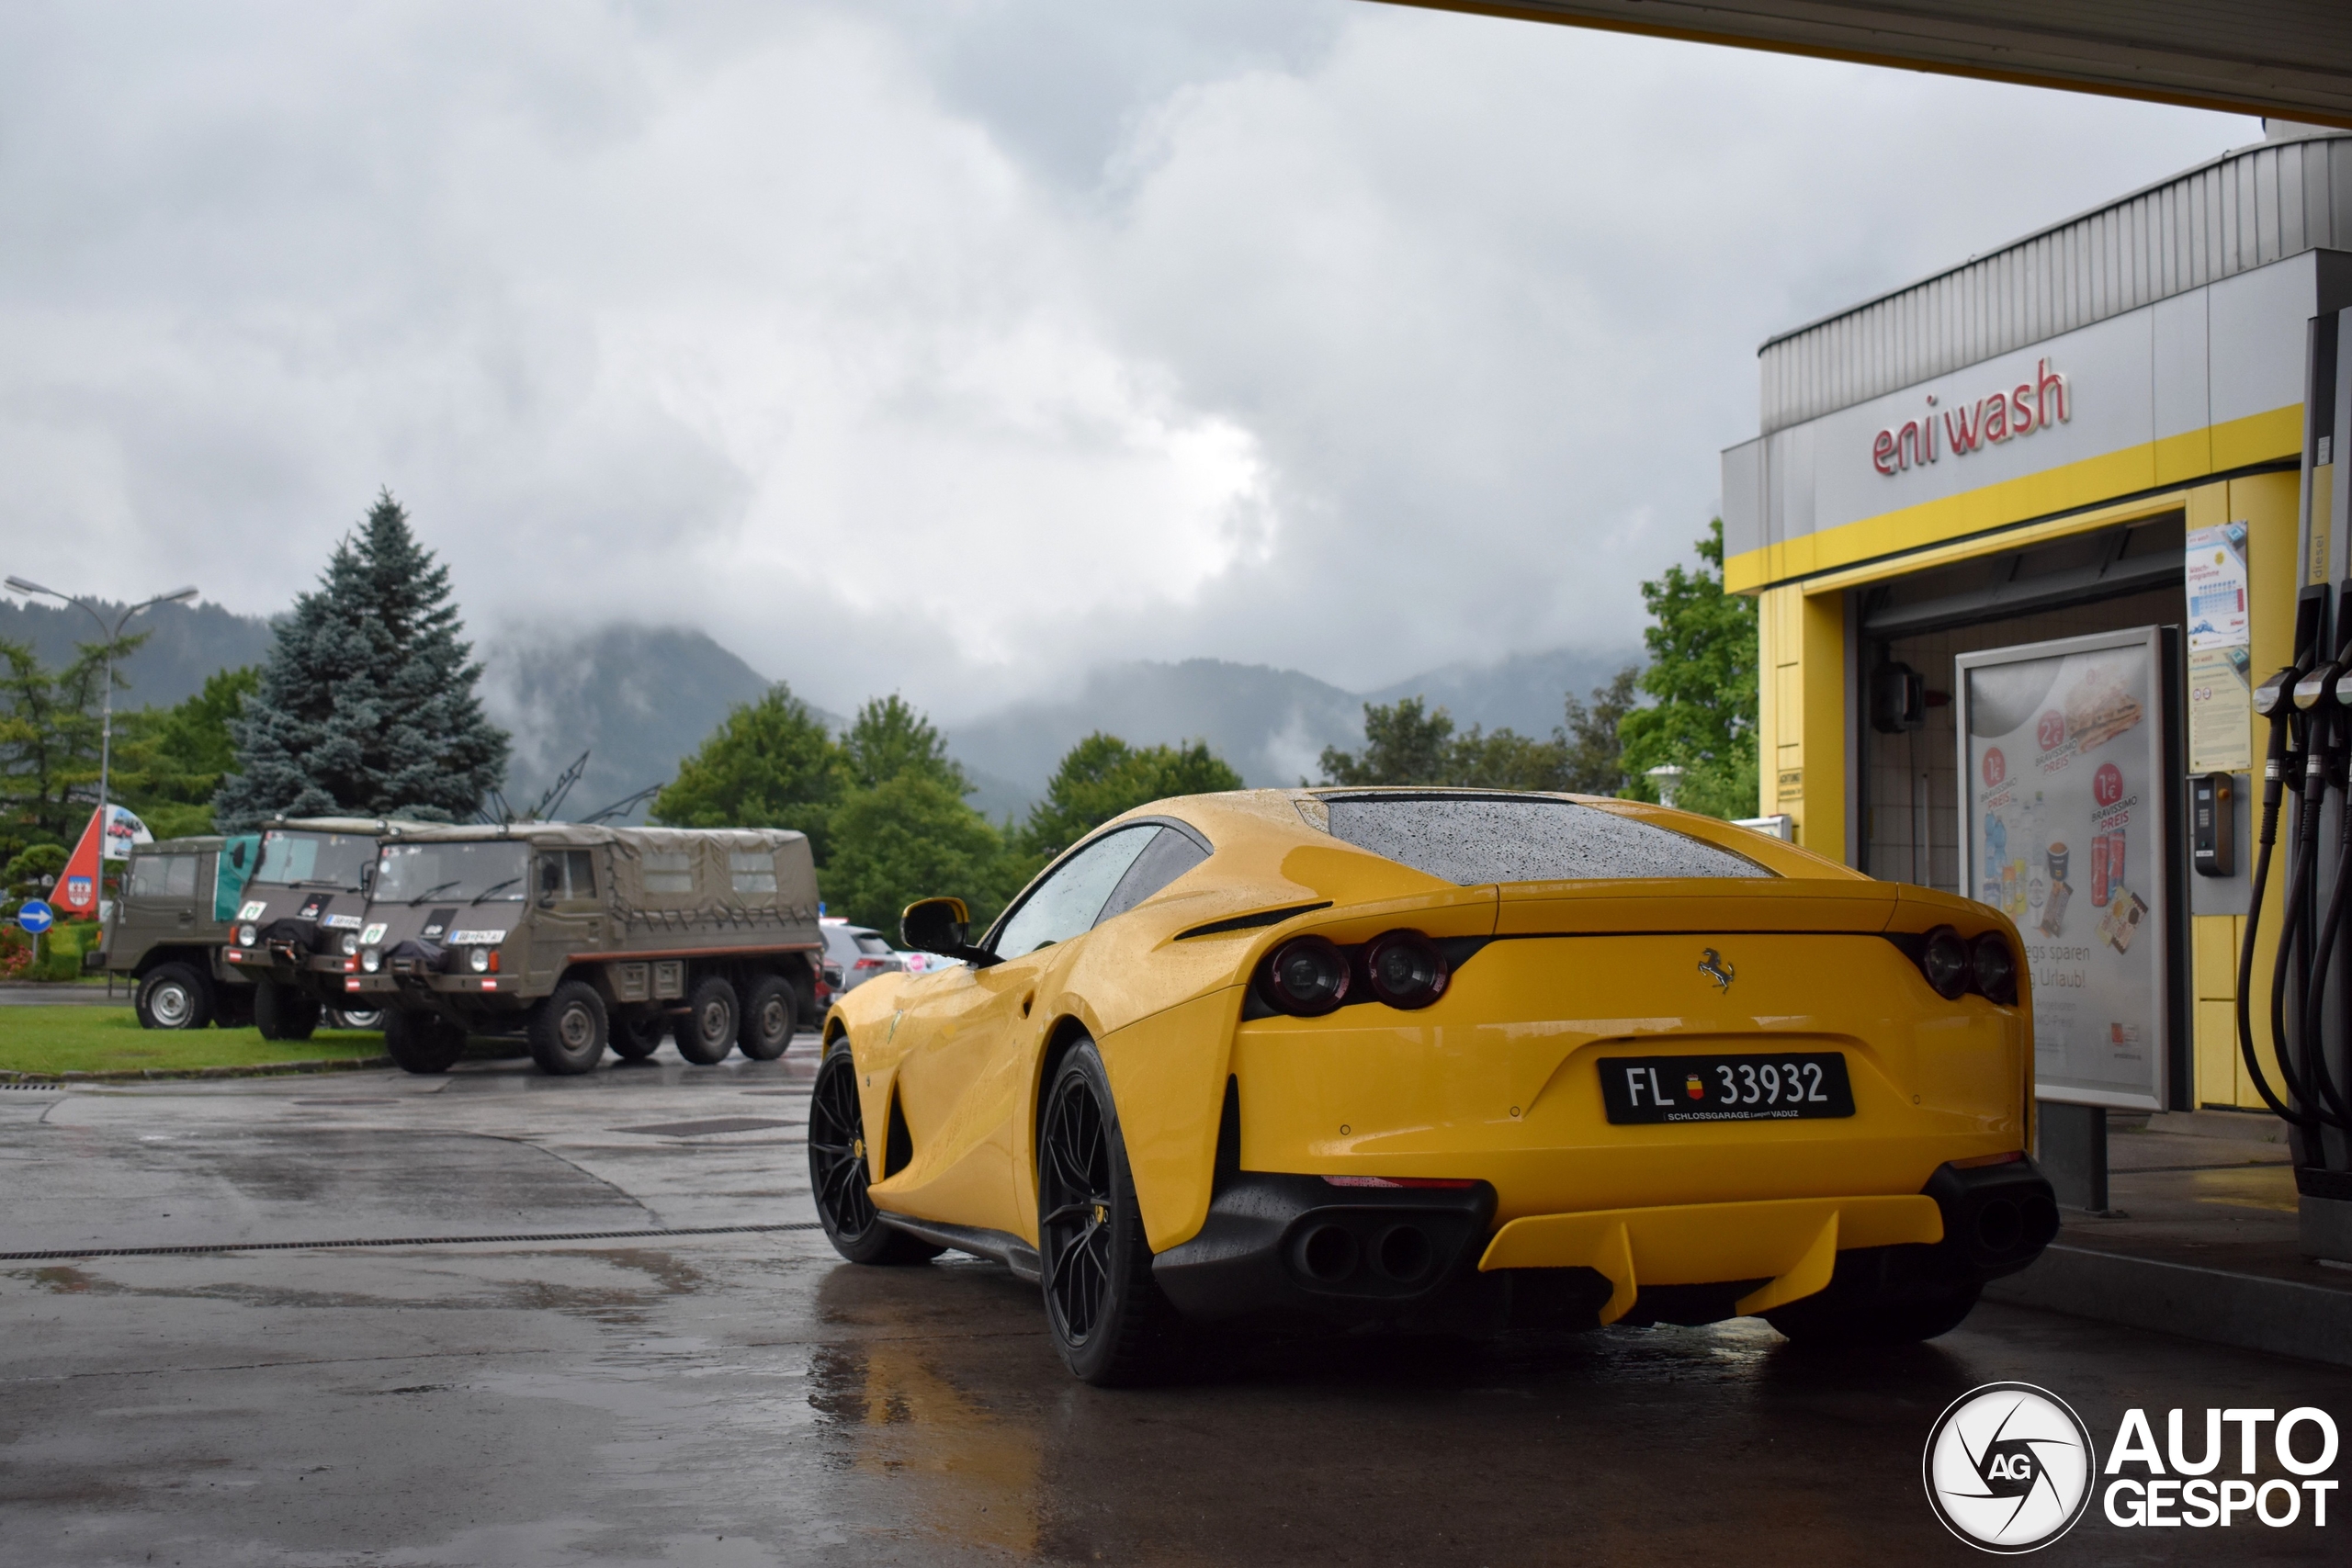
top-left (3, 1039), bottom-right (2347, 1566)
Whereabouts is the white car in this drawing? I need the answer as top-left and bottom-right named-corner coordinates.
top-left (820, 919), bottom-right (908, 991)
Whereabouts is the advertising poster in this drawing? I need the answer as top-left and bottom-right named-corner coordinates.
top-left (1958, 628), bottom-right (2169, 1110)
top-left (2184, 521), bottom-right (2252, 773)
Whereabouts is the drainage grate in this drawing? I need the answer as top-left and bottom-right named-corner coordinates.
top-left (0, 1221), bottom-right (822, 1263)
top-left (615, 1117), bottom-right (798, 1137)
top-left (0, 1083), bottom-right (63, 1091)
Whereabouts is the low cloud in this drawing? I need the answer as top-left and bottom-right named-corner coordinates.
top-left (0, 1), bottom-right (2257, 719)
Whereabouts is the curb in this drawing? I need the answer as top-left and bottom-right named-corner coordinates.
top-left (0, 1056), bottom-right (392, 1085)
top-left (1985, 1243), bottom-right (2352, 1368)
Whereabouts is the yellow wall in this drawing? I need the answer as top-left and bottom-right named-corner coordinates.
top-left (1756, 585), bottom-right (1846, 860)
top-left (2189, 469), bottom-right (2301, 1110)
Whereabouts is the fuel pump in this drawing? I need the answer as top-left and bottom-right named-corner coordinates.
top-left (2240, 602), bottom-right (2323, 1128)
top-left (2295, 624), bottom-right (2352, 1135)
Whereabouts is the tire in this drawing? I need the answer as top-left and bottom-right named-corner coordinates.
top-left (527, 980), bottom-right (608, 1076)
top-left (808, 1043), bottom-right (942, 1265)
top-left (213, 987), bottom-right (255, 1030)
top-left (1765, 1284), bottom-right (1983, 1347)
top-left (253, 981), bottom-right (320, 1043)
top-left (612, 1012), bottom-right (666, 1062)
top-left (135, 964), bottom-right (211, 1032)
top-left (383, 1009), bottom-right (467, 1075)
top-left (674, 975), bottom-right (739, 1066)
top-left (738, 974), bottom-right (797, 1061)
top-left (328, 1008), bottom-right (384, 1031)
top-left (1037, 1038), bottom-right (1182, 1386)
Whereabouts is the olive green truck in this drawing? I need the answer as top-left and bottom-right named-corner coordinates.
top-left (335, 824), bottom-right (824, 1076)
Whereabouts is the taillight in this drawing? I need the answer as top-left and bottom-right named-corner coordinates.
top-left (1901, 925), bottom-right (2018, 1004)
top-left (1261, 936), bottom-right (1350, 1016)
top-left (1920, 926), bottom-right (1970, 999)
top-left (1971, 932), bottom-right (2018, 1003)
top-left (1363, 930), bottom-right (1448, 1010)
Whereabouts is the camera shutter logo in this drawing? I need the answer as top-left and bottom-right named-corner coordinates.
top-left (1924, 1382), bottom-right (2097, 1552)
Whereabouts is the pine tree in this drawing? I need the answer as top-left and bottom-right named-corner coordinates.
top-left (214, 492), bottom-right (510, 829)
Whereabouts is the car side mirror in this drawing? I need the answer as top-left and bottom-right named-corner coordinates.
top-left (899, 897), bottom-right (1000, 968)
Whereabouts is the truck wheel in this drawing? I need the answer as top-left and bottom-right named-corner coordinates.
top-left (675, 976), bottom-right (738, 1065)
top-left (384, 1010), bottom-right (466, 1075)
top-left (328, 1008), bottom-right (384, 1031)
top-left (528, 980), bottom-right (609, 1075)
top-left (213, 987), bottom-right (255, 1030)
top-left (254, 982), bottom-right (320, 1043)
top-left (135, 964), bottom-right (212, 1031)
top-left (613, 1012), bottom-right (666, 1062)
top-left (738, 975), bottom-right (797, 1061)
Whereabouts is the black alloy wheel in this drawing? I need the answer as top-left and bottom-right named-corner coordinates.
top-left (808, 1044), bottom-right (940, 1265)
top-left (1036, 1039), bottom-right (1182, 1385)
top-left (675, 975), bottom-right (739, 1065)
top-left (253, 982), bottom-right (320, 1043)
top-left (612, 1012), bottom-right (666, 1061)
top-left (383, 1009), bottom-right (467, 1075)
top-left (528, 979), bottom-right (609, 1075)
top-left (738, 975), bottom-right (797, 1061)
top-left (135, 963), bottom-right (211, 1031)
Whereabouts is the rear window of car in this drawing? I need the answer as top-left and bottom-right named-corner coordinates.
top-left (853, 932), bottom-right (891, 955)
top-left (1318, 794), bottom-right (1770, 885)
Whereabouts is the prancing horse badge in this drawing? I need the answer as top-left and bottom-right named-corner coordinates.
top-left (1698, 948), bottom-right (1735, 993)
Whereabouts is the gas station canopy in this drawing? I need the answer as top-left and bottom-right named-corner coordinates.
top-left (1376, 2), bottom-right (2352, 130)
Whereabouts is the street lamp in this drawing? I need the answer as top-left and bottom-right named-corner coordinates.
top-left (4, 577), bottom-right (199, 861)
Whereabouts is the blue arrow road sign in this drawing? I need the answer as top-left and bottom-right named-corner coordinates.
top-left (16, 898), bottom-right (54, 936)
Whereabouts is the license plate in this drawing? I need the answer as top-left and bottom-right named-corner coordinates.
top-left (1600, 1052), bottom-right (1854, 1123)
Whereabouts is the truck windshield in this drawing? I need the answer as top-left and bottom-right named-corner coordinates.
top-left (374, 841), bottom-right (531, 904)
top-left (253, 831), bottom-right (377, 891)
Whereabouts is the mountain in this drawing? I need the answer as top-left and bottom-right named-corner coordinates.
top-left (0, 596), bottom-right (275, 708)
top-left (945, 646), bottom-right (1644, 807)
top-left (478, 626), bottom-right (781, 822)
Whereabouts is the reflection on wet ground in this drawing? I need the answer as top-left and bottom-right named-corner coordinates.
top-left (2, 1049), bottom-right (2348, 1563)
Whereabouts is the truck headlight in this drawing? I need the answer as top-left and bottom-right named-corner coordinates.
top-left (361, 947), bottom-right (382, 974)
top-left (467, 946), bottom-right (492, 974)
top-left (340, 932), bottom-right (360, 956)
top-left (238, 923), bottom-right (257, 947)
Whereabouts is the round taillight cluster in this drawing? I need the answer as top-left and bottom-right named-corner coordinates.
top-left (1260, 930), bottom-right (1451, 1017)
top-left (1263, 937), bottom-right (1351, 1016)
top-left (1363, 931), bottom-right (1448, 1009)
top-left (1915, 924), bottom-right (2018, 1004)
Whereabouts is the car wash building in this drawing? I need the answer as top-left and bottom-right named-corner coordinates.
top-left (1723, 123), bottom-right (2352, 1156)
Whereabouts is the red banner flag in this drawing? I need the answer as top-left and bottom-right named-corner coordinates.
top-left (59, 808), bottom-right (104, 917)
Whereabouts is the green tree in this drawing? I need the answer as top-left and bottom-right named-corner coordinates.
top-left (1559, 667), bottom-right (1642, 795)
top-left (1317, 697), bottom-right (1455, 785)
top-left (843, 694), bottom-right (969, 795)
top-left (652, 683), bottom-right (850, 862)
top-left (0, 632), bottom-right (143, 846)
top-left (110, 666), bottom-right (262, 839)
top-left (1016, 734), bottom-right (1244, 865)
top-left (215, 492), bottom-right (510, 828)
top-left (1616, 519), bottom-right (1758, 819)
top-left (822, 773), bottom-right (1013, 933)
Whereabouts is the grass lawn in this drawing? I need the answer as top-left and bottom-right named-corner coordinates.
top-left (0, 1007), bottom-right (384, 1077)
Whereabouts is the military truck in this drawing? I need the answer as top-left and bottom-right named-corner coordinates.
top-left (219, 818), bottom-right (413, 1040)
top-left (345, 823), bottom-right (823, 1077)
top-left (100, 834), bottom-right (260, 1030)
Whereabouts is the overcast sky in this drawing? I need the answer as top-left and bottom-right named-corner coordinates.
top-left (0, 1), bottom-right (2260, 720)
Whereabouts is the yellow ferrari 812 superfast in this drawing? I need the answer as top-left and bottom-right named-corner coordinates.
top-left (810, 789), bottom-right (2056, 1384)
